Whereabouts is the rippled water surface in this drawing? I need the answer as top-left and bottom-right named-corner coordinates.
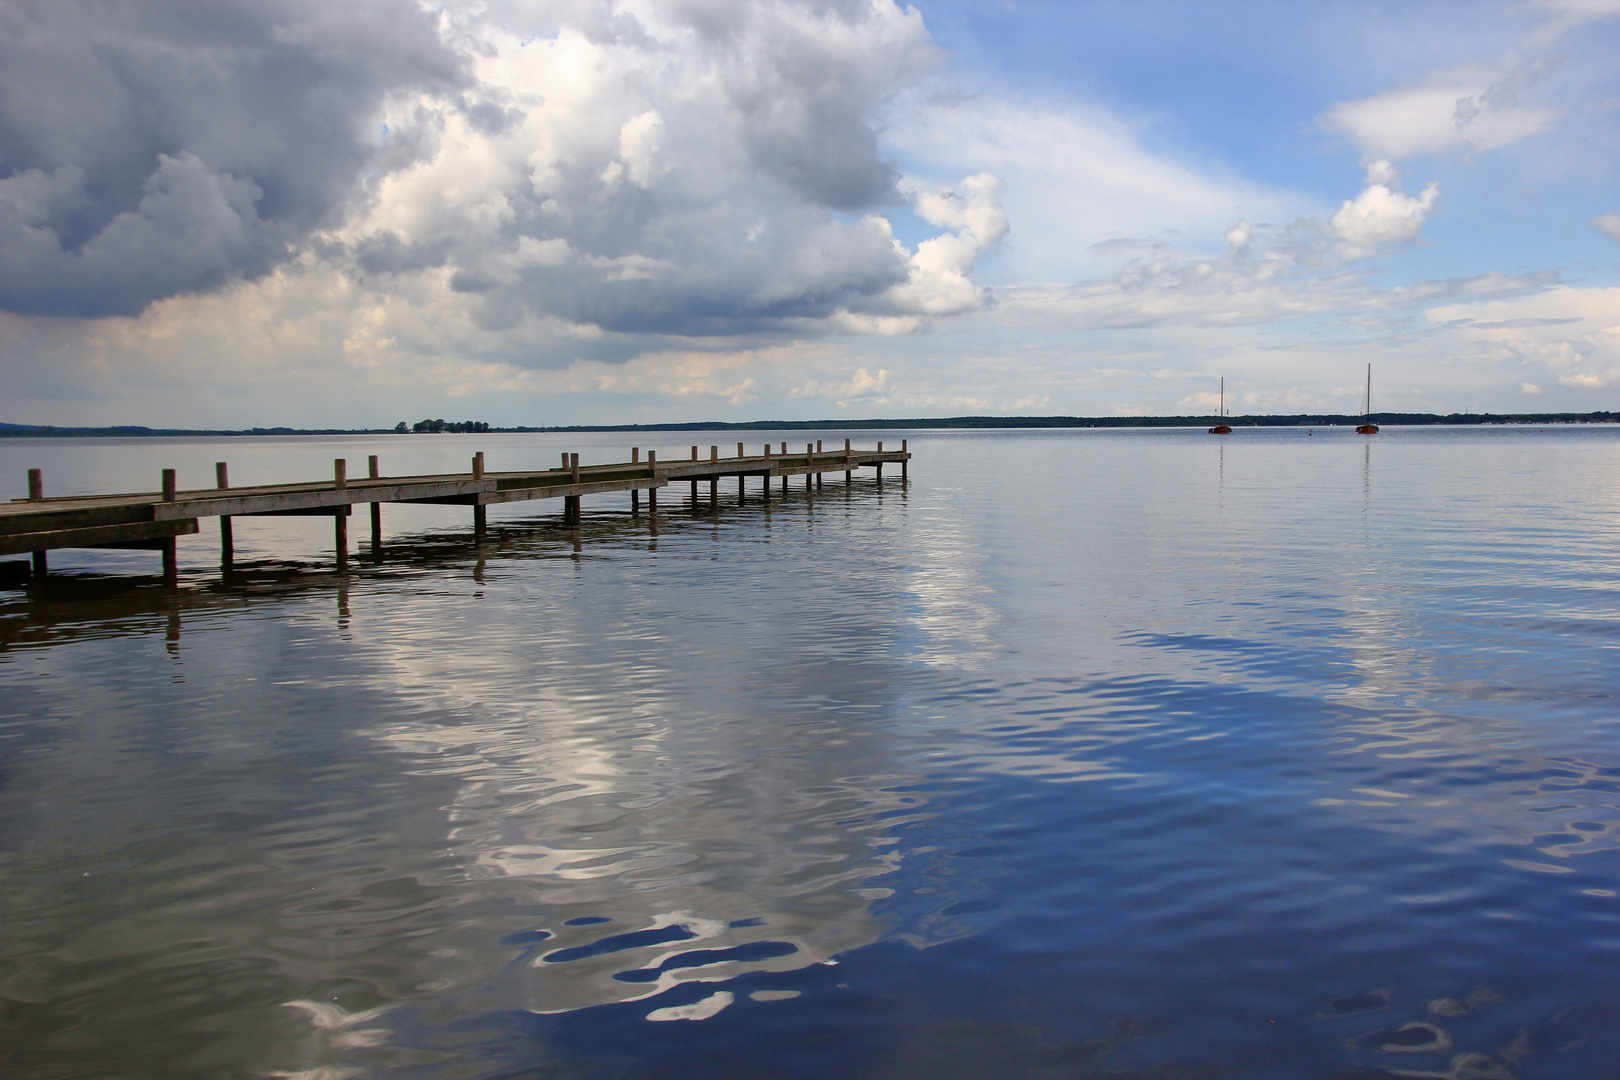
top-left (2, 426), bottom-right (1619, 1079)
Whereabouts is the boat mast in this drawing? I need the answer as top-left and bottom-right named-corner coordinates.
top-left (1365, 363), bottom-right (1371, 422)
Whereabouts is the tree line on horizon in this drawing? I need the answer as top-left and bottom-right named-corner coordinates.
top-left (1, 411), bottom-right (1615, 438)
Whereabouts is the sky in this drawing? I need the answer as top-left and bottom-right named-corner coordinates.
top-left (2, 0), bottom-right (1618, 427)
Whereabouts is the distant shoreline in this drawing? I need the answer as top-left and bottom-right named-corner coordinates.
top-left (1, 412), bottom-right (1616, 438)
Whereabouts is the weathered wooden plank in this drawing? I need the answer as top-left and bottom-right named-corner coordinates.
top-left (155, 479), bottom-right (490, 519)
top-left (0, 518), bottom-right (199, 555)
top-left (248, 505), bottom-right (353, 518)
top-left (438, 477), bottom-right (667, 505)
top-left (0, 504), bottom-right (155, 535)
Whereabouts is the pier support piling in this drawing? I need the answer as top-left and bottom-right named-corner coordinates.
top-left (28, 468), bottom-right (45, 575)
top-left (331, 460), bottom-right (349, 569)
top-left (565, 453), bottom-right (581, 522)
top-left (161, 468), bottom-right (178, 584)
top-left (216, 462), bottom-right (234, 567)
top-left (368, 456), bottom-right (381, 555)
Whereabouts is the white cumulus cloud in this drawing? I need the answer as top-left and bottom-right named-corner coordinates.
top-left (1328, 161), bottom-right (1440, 258)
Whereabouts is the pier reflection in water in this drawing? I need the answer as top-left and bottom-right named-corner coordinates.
top-left (2, 427), bottom-right (1619, 1079)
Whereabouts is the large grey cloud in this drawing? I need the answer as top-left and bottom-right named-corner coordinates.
top-left (0, 0), bottom-right (1006, 346)
top-left (0, 0), bottom-right (467, 316)
top-left (322, 0), bottom-right (1004, 346)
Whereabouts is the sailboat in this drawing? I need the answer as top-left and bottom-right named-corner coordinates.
top-left (1356, 364), bottom-right (1379, 434)
top-left (1209, 377), bottom-right (1232, 434)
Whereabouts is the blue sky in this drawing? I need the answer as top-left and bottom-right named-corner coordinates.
top-left (1, 0), bottom-right (1617, 426)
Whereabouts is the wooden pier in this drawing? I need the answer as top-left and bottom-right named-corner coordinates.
top-left (3, 439), bottom-right (910, 581)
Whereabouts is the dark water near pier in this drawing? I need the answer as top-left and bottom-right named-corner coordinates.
top-left (2, 426), bottom-right (1619, 1079)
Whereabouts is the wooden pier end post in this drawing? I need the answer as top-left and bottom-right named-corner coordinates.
top-left (647, 451), bottom-right (658, 511)
top-left (565, 453), bottom-right (581, 522)
top-left (876, 442), bottom-right (884, 481)
top-left (216, 462), bottom-right (233, 567)
top-left (161, 468), bottom-right (178, 584)
top-left (331, 459), bottom-right (349, 568)
top-left (27, 468), bottom-right (46, 576)
top-left (902, 439), bottom-right (908, 481)
top-left (844, 439), bottom-right (852, 483)
top-left (631, 447), bottom-right (641, 511)
top-left (472, 453), bottom-right (486, 538)
top-left (807, 444), bottom-right (814, 491)
top-left (368, 456), bottom-right (381, 555)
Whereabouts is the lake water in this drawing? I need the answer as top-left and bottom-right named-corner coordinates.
top-left (2, 426), bottom-right (1618, 1079)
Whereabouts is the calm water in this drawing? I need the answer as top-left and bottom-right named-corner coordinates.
top-left (2, 426), bottom-right (1618, 1079)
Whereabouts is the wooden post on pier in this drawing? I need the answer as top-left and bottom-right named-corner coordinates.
top-left (565, 453), bottom-right (581, 522)
top-left (216, 462), bottom-right (233, 567)
top-left (709, 446), bottom-right (718, 505)
top-left (762, 446), bottom-right (771, 503)
top-left (472, 453), bottom-right (486, 538)
top-left (26, 468), bottom-right (46, 576)
top-left (876, 442), bottom-right (883, 481)
top-left (161, 468), bottom-right (178, 584)
top-left (631, 449), bottom-right (641, 512)
top-left (368, 456), bottom-right (381, 555)
top-left (647, 451), bottom-right (657, 510)
top-left (902, 439), bottom-right (907, 481)
top-left (815, 441), bottom-right (823, 489)
top-left (845, 439), bottom-right (852, 484)
top-left (807, 444), bottom-right (814, 491)
top-left (332, 460), bottom-right (348, 568)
